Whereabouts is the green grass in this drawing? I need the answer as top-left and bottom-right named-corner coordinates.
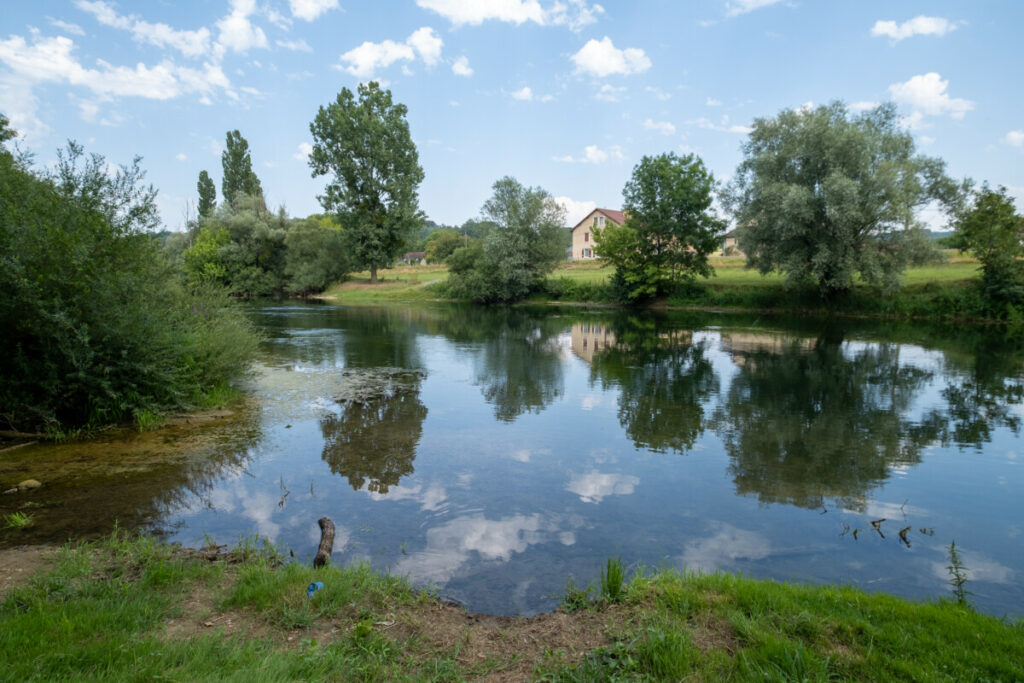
top-left (541, 569), bottom-right (1024, 682)
top-left (322, 264), bottom-right (450, 303)
top-left (3, 511), bottom-right (33, 529)
top-left (321, 258), bottom-right (1008, 322)
top-left (2, 533), bottom-right (1022, 681)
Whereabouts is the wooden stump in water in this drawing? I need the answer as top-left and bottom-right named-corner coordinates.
top-left (314, 517), bottom-right (335, 568)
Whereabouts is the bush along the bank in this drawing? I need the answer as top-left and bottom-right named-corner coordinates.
top-left (0, 131), bottom-right (259, 434)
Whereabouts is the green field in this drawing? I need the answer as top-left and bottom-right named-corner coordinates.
top-left (322, 256), bottom-right (997, 322)
top-left (1, 533), bottom-right (1020, 681)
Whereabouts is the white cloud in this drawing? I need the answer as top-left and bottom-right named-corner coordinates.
top-left (688, 115), bottom-right (751, 134)
top-left (571, 36), bottom-right (651, 77)
top-left (216, 0), bottom-right (268, 53)
top-left (725, 0), bottom-right (783, 18)
top-left (555, 144), bottom-right (624, 164)
top-left (705, 96), bottom-right (722, 106)
top-left (76, 0), bottom-right (212, 58)
top-left (289, 0), bottom-right (339, 21)
top-left (919, 135), bottom-right (936, 145)
top-left (416, 0), bottom-right (602, 31)
top-left (1005, 130), bottom-right (1024, 148)
top-left (451, 55), bottom-right (473, 77)
top-left (510, 86), bottom-right (533, 101)
top-left (547, 0), bottom-right (605, 31)
top-left (338, 26), bottom-right (446, 78)
top-left (48, 18), bottom-right (85, 36)
top-left (646, 86), bottom-right (670, 101)
top-left (595, 83), bottom-right (625, 102)
top-left (175, 152), bottom-right (187, 161)
top-left (0, 34), bottom-right (233, 101)
top-left (643, 118), bottom-right (676, 135)
top-left (555, 196), bottom-right (597, 226)
top-left (566, 471), bottom-right (639, 504)
top-left (339, 39), bottom-right (415, 78)
top-left (889, 72), bottom-right (974, 120)
top-left (871, 16), bottom-right (957, 42)
top-left (407, 26), bottom-right (443, 66)
top-left (849, 100), bottom-right (880, 112)
top-left (276, 38), bottom-right (312, 52)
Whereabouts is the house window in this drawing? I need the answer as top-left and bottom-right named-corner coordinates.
top-left (583, 248), bottom-right (591, 258)
top-left (593, 217), bottom-right (598, 227)
top-left (598, 216), bottom-right (605, 227)
top-left (584, 232), bottom-right (589, 242)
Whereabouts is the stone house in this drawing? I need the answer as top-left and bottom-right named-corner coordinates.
top-left (570, 208), bottom-right (625, 261)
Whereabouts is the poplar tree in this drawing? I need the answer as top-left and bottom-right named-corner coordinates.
top-left (221, 130), bottom-right (262, 208)
top-left (197, 169), bottom-right (216, 219)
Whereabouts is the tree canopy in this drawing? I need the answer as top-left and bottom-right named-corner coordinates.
top-left (446, 176), bottom-right (566, 303)
top-left (308, 81), bottom-right (424, 283)
top-left (954, 185), bottom-right (1024, 311)
top-left (724, 102), bottom-right (961, 297)
top-left (197, 170), bottom-right (216, 219)
top-left (221, 130), bottom-right (262, 209)
top-left (595, 152), bottom-right (724, 302)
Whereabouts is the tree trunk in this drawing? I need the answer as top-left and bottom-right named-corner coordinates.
top-left (313, 517), bottom-right (335, 568)
top-left (370, 267), bottom-right (378, 284)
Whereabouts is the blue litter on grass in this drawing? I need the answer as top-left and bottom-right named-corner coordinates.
top-left (307, 581), bottom-right (324, 598)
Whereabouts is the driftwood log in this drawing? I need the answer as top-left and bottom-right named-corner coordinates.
top-left (313, 516), bottom-right (335, 568)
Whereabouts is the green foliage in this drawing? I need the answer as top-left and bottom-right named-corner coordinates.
top-left (597, 152), bottom-right (725, 303)
top-left (725, 102), bottom-right (963, 297)
top-left (309, 81), bottom-right (424, 283)
top-left (0, 112), bottom-right (15, 143)
top-left (424, 228), bottom-right (467, 263)
top-left (284, 216), bottom-right (351, 295)
top-left (4, 512), bottom-right (33, 529)
top-left (197, 169), bottom-right (216, 218)
top-left (221, 130), bottom-right (262, 209)
top-left (0, 136), bottom-right (258, 432)
top-left (600, 557), bottom-right (626, 604)
top-left (954, 185), bottom-right (1024, 312)
top-left (946, 541), bottom-right (972, 607)
top-left (182, 223), bottom-right (230, 286)
top-left (446, 176), bottom-right (566, 303)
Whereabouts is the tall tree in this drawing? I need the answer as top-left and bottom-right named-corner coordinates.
top-left (197, 169), bottom-right (216, 219)
top-left (954, 185), bottom-right (1024, 310)
top-left (308, 82), bottom-right (424, 283)
top-left (724, 102), bottom-right (961, 297)
top-left (595, 152), bottom-right (724, 302)
top-left (446, 177), bottom-right (566, 303)
top-left (221, 130), bottom-right (262, 209)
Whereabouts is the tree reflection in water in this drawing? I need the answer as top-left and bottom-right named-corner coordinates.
top-left (320, 387), bottom-right (427, 494)
top-left (434, 307), bottom-right (566, 422)
top-left (587, 313), bottom-right (718, 454)
top-left (712, 335), bottom-right (941, 511)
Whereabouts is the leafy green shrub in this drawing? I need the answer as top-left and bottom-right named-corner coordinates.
top-left (0, 136), bottom-right (259, 432)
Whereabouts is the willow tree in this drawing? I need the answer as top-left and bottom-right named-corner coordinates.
top-left (724, 102), bottom-right (961, 297)
top-left (308, 82), bottom-right (424, 284)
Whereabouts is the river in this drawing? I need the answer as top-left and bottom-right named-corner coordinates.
top-left (2, 303), bottom-right (1021, 617)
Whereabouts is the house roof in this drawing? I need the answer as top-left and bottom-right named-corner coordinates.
top-left (572, 208), bottom-right (626, 231)
top-left (403, 251), bottom-right (425, 258)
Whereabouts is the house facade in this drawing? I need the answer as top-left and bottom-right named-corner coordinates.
top-left (570, 208), bottom-right (626, 260)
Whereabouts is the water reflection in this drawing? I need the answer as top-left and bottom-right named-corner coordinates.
top-left (434, 308), bottom-right (565, 422)
top-left (713, 335), bottom-right (939, 510)
top-left (320, 371), bottom-right (428, 494)
top-left (586, 314), bottom-right (718, 454)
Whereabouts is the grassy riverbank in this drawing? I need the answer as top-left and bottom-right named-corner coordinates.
top-left (1, 533), bottom-right (1021, 681)
top-left (321, 258), bottom-right (1001, 322)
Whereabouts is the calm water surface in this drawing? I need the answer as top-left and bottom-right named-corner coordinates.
top-left (3, 303), bottom-right (1022, 617)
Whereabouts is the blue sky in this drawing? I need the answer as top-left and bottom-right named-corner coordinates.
top-left (2, 0), bottom-right (1022, 230)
